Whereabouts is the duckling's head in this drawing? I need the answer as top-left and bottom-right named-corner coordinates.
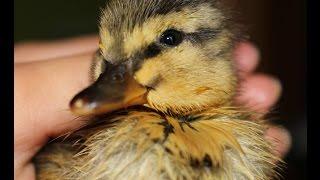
top-left (71, 0), bottom-right (239, 116)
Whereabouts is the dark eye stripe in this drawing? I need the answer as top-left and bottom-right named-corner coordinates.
top-left (186, 28), bottom-right (221, 44)
top-left (131, 27), bottom-right (220, 72)
top-left (144, 43), bottom-right (162, 59)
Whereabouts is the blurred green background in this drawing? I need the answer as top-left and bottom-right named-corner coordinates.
top-left (15, 0), bottom-right (306, 179)
top-left (14, 0), bottom-right (104, 42)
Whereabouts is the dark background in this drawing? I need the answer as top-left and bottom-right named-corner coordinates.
top-left (15, 0), bottom-right (306, 179)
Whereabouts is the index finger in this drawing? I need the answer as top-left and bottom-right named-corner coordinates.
top-left (14, 35), bottom-right (99, 63)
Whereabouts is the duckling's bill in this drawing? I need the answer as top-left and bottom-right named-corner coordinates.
top-left (70, 62), bottom-right (148, 116)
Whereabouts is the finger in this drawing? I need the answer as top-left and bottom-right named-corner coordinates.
top-left (234, 74), bottom-right (282, 113)
top-left (265, 126), bottom-right (292, 158)
top-left (14, 35), bottom-right (99, 63)
top-left (14, 52), bottom-right (93, 159)
top-left (233, 41), bottom-right (260, 77)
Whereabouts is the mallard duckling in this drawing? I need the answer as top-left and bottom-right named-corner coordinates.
top-left (35, 0), bottom-right (281, 179)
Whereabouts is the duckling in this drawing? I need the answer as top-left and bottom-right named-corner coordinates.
top-left (35, 0), bottom-right (282, 179)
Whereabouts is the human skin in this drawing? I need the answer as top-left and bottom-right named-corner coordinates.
top-left (14, 35), bottom-right (291, 180)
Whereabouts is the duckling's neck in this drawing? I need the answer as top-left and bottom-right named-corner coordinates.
top-left (151, 101), bottom-right (235, 121)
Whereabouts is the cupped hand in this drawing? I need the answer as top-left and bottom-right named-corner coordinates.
top-left (14, 35), bottom-right (291, 180)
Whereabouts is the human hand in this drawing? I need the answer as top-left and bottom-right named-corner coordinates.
top-left (14, 35), bottom-right (291, 179)
top-left (233, 41), bottom-right (291, 159)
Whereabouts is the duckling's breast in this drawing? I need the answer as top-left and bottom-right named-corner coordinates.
top-left (35, 108), bottom-right (279, 180)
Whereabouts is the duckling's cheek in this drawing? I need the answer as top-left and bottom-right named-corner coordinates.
top-left (134, 59), bottom-right (164, 86)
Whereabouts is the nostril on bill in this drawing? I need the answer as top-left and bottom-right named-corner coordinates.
top-left (112, 73), bottom-right (125, 82)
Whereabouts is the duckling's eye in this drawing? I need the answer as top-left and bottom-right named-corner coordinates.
top-left (160, 29), bottom-right (184, 46)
